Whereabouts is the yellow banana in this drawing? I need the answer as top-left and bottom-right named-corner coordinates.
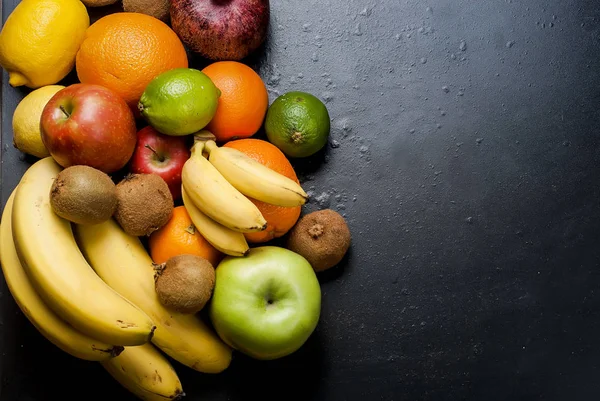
top-left (101, 343), bottom-right (184, 401)
top-left (182, 140), bottom-right (267, 233)
top-left (204, 140), bottom-right (308, 207)
top-left (0, 187), bottom-right (122, 361)
top-left (11, 157), bottom-right (155, 346)
top-left (181, 186), bottom-right (249, 257)
top-left (74, 218), bottom-right (233, 374)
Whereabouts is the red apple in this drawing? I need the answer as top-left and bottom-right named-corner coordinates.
top-left (129, 126), bottom-right (191, 200)
top-left (40, 83), bottom-right (137, 174)
top-left (170, 0), bottom-right (270, 61)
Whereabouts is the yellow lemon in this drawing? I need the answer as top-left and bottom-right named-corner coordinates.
top-left (12, 85), bottom-right (65, 158)
top-left (0, 0), bottom-right (89, 88)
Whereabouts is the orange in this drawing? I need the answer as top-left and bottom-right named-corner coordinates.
top-left (76, 13), bottom-right (188, 113)
top-left (202, 61), bottom-right (268, 142)
top-left (148, 206), bottom-right (223, 267)
top-left (223, 139), bottom-right (301, 243)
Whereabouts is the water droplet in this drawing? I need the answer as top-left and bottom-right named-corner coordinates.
top-left (450, 53), bottom-right (457, 60)
top-left (322, 91), bottom-right (334, 103)
top-left (506, 40), bottom-right (515, 48)
top-left (466, 217), bottom-right (473, 224)
top-left (297, 72), bottom-right (304, 79)
top-left (277, 24), bottom-right (284, 30)
top-left (440, 110), bottom-right (447, 116)
top-left (311, 53), bottom-right (319, 62)
top-left (436, 123), bottom-right (442, 129)
top-left (353, 196), bottom-right (357, 202)
top-left (426, 6), bottom-right (433, 13)
top-left (442, 85), bottom-right (450, 93)
top-left (420, 57), bottom-right (427, 64)
top-left (476, 138), bottom-right (483, 144)
top-left (459, 40), bottom-right (467, 51)
top-left (562, 140), bottom-right (571, 147)
top-left (359, 145), bottom-right (369, 153)
top-left (395, 33), bottom-right (402, 40)
top-left (457, 90), bottom-right (465, 96)
top-left (336, 204), bottom-right (346, 210)
top-left (352, 84), bottom-right (359, 89)
top-left (315, 192), bottom-right (331, 208)
top-left (409, 128), bottom-right (416, 134)
top-left (330, 139), bottom-right (340, 148)
top-left (549, 22), bottom-right (554, 28)
top-left (359, 7), bottom-right (372, 16)
top-left (267, 73), bottom-right (281, 86)
top-left (302, 23), bottom-right (312, 32)
top-left (354, 23), bottom-right (363, 36)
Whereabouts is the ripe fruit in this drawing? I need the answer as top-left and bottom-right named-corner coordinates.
top-left (76, 12), bottom-right (188, 113)
top-left (129, 126), bottom-right (190, 201)
top-left (209, 246), bottom-right (321, 360)
top-left (12, 85), bottom-right (64, 158)
top-left (0, 0), bottom-right (89, 88)
top-left (223, 139), bottom-right (301, 243)
top-left (154, 255), bottom-right (216, 314)
top-left (170, 0), bottom-right (270, 61)
top-left (50, 166), bottom-right (118, 225)
top-left (114, 174), bottom-right (174, 237)
top-left (40, 83), bottom-right (137, 174)
top-left (287, 209), bottom-right (351, 272)
top-left (139, 68), bottom-right (220, 136)
top-left (148, 206), bottom-right (223, 266)
top-left (265, 91), bottom-right (331, 158)
top-left (202, 61), bottom-right (268, 142)
top-left (123, 0), bottom-right (170, 21)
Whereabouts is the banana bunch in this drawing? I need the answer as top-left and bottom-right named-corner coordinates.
top-left (0, 156), bottom-right (231, 400)
top-left (181, 131), bottom-right (308, 256)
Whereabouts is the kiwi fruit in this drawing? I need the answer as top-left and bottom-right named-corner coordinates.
top-left (122, 0), bottom-right (170, 22)
top-left (50, 165), bottom-right (118, 225)
top-left (154, 254), bottom-right (216, 314)
top-left (80, 0), bottom-right (118, 7)
top-left (114, 173), bottom-right (174, 237)
top-left (286, 209), bottom-right (351, 272)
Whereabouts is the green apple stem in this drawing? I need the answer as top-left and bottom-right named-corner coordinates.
top-left (145, 145), bottom-right (165, 162)
top-left (59, 105), bottom-right (70, 118)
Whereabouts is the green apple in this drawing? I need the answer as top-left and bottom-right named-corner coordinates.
top-left (209, 246), bottom-right (321, 360)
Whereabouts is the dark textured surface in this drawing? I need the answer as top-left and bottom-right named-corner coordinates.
top-left (2, 0), bottom-right (600, 400)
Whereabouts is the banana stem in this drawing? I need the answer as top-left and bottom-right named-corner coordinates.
top-left (204, 140), bottom-right (218, 154)
top-left (193, 130), bottom-right (216, 143)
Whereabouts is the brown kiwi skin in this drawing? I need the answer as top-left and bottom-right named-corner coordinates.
top-left (122, 0), bottom-right (170, 22)
top-left (154, 254), bottom-right (215, 314)
top-left (114, 173), bottom-right (174, 237)
top-left (286, 209), bottom-right (351, 272)
top-left (50, 165), bottom-right (118, 225)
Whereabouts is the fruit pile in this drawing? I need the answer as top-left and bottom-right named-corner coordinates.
top-left (0, 1), bottom-right (351, 400)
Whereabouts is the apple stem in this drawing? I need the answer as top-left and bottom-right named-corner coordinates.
top-left (145, 144), bottom-right (165, 162)
top-left (59, 105), bottom-right (70, 119)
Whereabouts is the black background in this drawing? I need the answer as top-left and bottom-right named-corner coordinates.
top-left (2, 0), bottom-right (600, 400)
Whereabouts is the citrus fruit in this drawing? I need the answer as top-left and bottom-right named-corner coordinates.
top-left (75, 13), bottom-right (188, 112)
top-left (139, 68), bottom-right (220, 136)
top-left (0, 0), bottom-right (89, 88)
top-left (223, 139), bottom-right (301, 243)
top-left (265, 91), bottom-right (331, 158)
top-left (12, 85), bottom-right (65, 158)
top-left (202, 61), bottom-right (268, 142)
top-left (149, 206), bottom-right (223, 266)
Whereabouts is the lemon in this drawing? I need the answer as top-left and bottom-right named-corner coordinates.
top-left (13, 85), bottom-right (65, 158)
top-left (0, 0), bottom-right (89, 88)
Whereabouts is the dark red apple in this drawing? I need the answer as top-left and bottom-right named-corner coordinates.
top-left (170, 0), bottom-right (270, 61)
top-left (40, 83), bottom-right (137, 174)
top-left (129, 126), bottom-right (191, 200)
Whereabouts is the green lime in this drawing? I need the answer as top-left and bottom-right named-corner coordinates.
top-left (139, 68), bottom-right (221, 136)
top-left (265, 91), bottom-right (330, 158)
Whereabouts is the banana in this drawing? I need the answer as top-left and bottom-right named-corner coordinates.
top-left (0, 187), bottom-right (123, 361)
top-left (181, 186), bottom-right (249, 257)
top-left (11, 157), bottom-right (155, 346)
top-left (204, 140), bottom-right (308, 207)
top-left (182, 140), bottom-right (267, 233)
top-left (74, 218), bottom-right (233, 374)
top-left (101, 343), bottom-right (184, 401)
